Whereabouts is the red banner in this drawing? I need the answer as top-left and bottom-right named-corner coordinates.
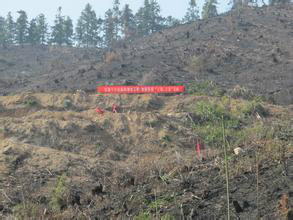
top-left (97, 85), bottom-right (185, 94)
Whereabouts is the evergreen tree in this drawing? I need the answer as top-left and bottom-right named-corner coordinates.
top-left (165, 16), bottom-right (181, 27)
top-left (135, 0), bottom-right (151, 36)
top-left (184, 0), bottom-right (199, 23)
top-left (202, 0), bottom-right (218, 19)
top-left (104, 9), bottom-right (115, 48)
top-left (64, 16), bottom-right (73, 46)
top-left (51, 7), bottom-right (73, 46)
top-left (36, 14), bottom-right (48, 45)
top-left (149, 0), bottom-right (164, 33)
top-left (121, 4), bottom-right (136, 39)
top-left (6, 12), bottom-right (15, 45)
top-left (15, 10), bottom-right (29, 45)
top-left (0, 16), bottom-right (8, 47)
top-left (230, 0), bottom-right (242, 8)
top-left (113, 0), bottom-right (121, 40)
top-left (51, 7), bottom-right (65, 45)
top-left (76, 3), bottom-right (101, 47)
top-left (28, 18), bottom-right (40, 45)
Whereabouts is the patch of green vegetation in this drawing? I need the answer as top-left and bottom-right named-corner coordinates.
top-left (274, 125), bottom-right (293, 141)
top-left (240, 101), bottom-right (268, 117)
top-left (160, 214), bottom-right (176, 220)
top-left (13, 202), bottom-right (42, 220)
top-left (63, 99), bottom-right (72, 109)
top-left (134, 212), bottom-right (152, 220)
top-left (228, 85), bottom-right (266, 102)
top-left (24, 98), bottom-right (39, 108)
top-left (133, 194), bottom-right (176, 220)
top-left (188, 80), bottom-right (225, 97)
top-left (195, 100), bottom-right (241, 127)
top-left (148, 194), bottom-right (175, 210)
top-left (192, 99), bottom-right (246, 148)
top-left (49, 173), bottom-right (68, 212)
top-left (145, 120), bottom-right (160, 127)
top-left (161, 135), bottom-right (171, 143)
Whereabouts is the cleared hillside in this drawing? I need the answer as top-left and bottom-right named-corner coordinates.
top-left (1, 5), bottom-right (293, 104)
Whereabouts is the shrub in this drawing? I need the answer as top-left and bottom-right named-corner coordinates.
top-left (193, 100), bottom-right (242, 148)
top-left (23, 96), bottom-right (39, 108)
top-left (188, 80), bottom-right (225, 97)
top-left (135, 212), bottom-right (152, 220)
top-left (195, 100), bottom-right (231, 123)
top-left (161, 214), bottom-right (176, 220)
top-left (49, 174), bottom-right (68, 212)
top-left (240, 101), bottom-right (268, 117)
top-left (228, 85), bottom-right (254, 100)
top-left (12, 202), bottom-right (43, 220)
top-left (63, 99), bottom-right (73, 109)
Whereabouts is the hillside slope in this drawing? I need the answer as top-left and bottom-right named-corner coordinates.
top-left (0, 92), bottom-right (292, 219)
top-left (1, 5), bottom-right (293, 104)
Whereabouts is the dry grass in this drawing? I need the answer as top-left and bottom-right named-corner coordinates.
top-left (104, 51), bottom-right (122, 64)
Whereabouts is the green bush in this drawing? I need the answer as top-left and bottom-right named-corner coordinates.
top-left (188, 81), bottom-right (225, 97)
top-left (49, 174), bottom-right (68, 212)
top-left (193, 100), bottom-right (242, 148)
top-left (23, 97), bottom-right (39, 108)
top-left (161, 213), bottom-right (176, 220)
top-left (13, 202), bottom-right (42, 220)
top-left (240, 101), bottom-right (268, 117)
top-left (195, 100), bottom-right (232, 123)
top-left (135, 212), bottom-right (152, 220)
top-left (228, 85), bottom-right (266, 102)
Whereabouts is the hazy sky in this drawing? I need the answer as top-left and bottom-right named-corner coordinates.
top-left (1, 0), bottom-right (231, 24)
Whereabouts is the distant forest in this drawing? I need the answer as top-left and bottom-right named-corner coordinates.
top-left (0, 0), bottom-right (290, 48)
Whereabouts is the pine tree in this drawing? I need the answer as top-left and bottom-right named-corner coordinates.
top-left (0, 16), bottom-right (8, 47)
top-left (6, 12), bottom-right (15, 45)
top-left (149, 0), bottom-right (164, 33)
top-left (51, 7), bottom-right (73, 46)
top-left (76, 3), bottom-right (101, 47)
top-left (28, 18), bottom-right (40, 45)
top-left (36, 14), bottom-right (48, 45)
top-left (51, 7), bottom-right (65, 45)
top-left (104, 9), bottom-right (115, 48)
top-left (135, 0), bottom-right (151, 36)
top-left (64, 16), bottom-right (73, 46)
top-left (113, 0), bottom-right (121, 40)
top-left (202, 0), bottom-right (218, 19)
top-left (121, 4), bottom-right (136, 39)
top-left (184, 0), bottom-right (199, 23)
top-left (15, 10), bottom-right (29, 45)
top-left (165, 16), bottom-right (181, 27)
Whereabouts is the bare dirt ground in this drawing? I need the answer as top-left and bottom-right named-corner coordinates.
top-left (0, 92), bottom-right (292, 220)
